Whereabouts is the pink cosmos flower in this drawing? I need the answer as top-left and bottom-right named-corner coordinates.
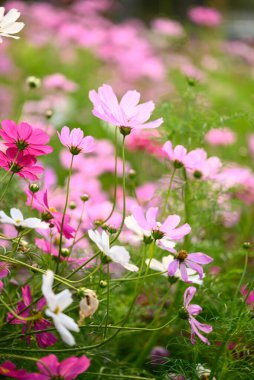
top-left (43, 73), bottom-right (78, 93)
top-left (0, 120), bottom-right (52, 156)
top-left (57, 126), bottom-right (95, 155)
top-left (151, 18), bottom-right (184, 38)
top-left (167, 249), bottom-right (213, 282)
top-left (0, 147), bottom-right (44, 180)
top-left (162, 141), bottom-right (206, 170)
top-left (183, 286), bottom-right (212, 345)
top-left (26, 190), bottom-right (75, 239)
top-left (89, 84), bottom-right (163, 135)
top-left (25, 354), bottom-right (90, 380)
top-left (126, 206), bottom-right (191, 249)
top-left (205, 128), bottom-right (236, 146)
top-left (241, 285), bottom-right (254, 309)
top-left (0, 361), bottom-right (28, 379)
top-left (188, 6), bottom-right (222, 27)
top-left (7, 285), bottom-right (57, 348)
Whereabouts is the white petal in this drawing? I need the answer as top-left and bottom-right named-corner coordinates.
top-left (57, 312), bottom-right (80, 332)
top-left (88, 229), bottom-right (104, 252)
top-left (10, 208), bottom-right (24, 222)
top-left (21, 218), bottom-right (48, 229)
top-left (2, 22), bottom-right (24, 34)
top-left (0, 8), bottom-right (5, 21)
top-left (54, 289), bottom-right (73, 312)
top-left (123, 263), bottom-right (139, 272)
top-left (162, 255), bottom-right (174, 268)
top-left (146, 258), bottom-right (165, 273)
top-left (42, 270), bottom-right (56, 309)
top-left (125, 215), bottom-right (147, 238)
top-left (1, 9), bottom-right (20, 27)
top-left (109, 246), bottom-right (130, 264)
top-left (101, 230), bottom-right (110, 251)
top-left (46, 311), bottom-right (76, 346)
top-left (0, 210), bottom-right (15, 225)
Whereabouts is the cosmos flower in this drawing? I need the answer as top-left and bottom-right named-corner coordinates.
top-left (162, 141), bottom-right (206, 170)
top-left (89, 84), bottom-right (163, 135)
top-left (0, 7), bottom-right (25, 43)
top-left (188, 6), bottom-right (222, 27)
top-left (182, 286), bottom-right (212, 345)
top-left (0, 360), bottom-right (27, 378)
top-left (42, 270), bottom-right (80, 346)
top-left (57, 126), bottom-right (95, 155)
top-left (205, 128), bottom-right (236, 146)
top-left (0, 120), bottom-right (53, 156)
top-left (0, 208), bottom-right (48, 230)
top-left (146, 255), bottom-right (203, 285)
top-left (7, 285), bottom-right (57, 348)
top-left (167, 249), bottom-right (213, 282)
top-left (88, 229), bottom-right (138, 272)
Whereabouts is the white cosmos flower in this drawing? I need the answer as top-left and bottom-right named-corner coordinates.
top-left (0, 208), bottom-right (48, 229)
top-left (145, 255), bottom-right (204, 285)
top-left (42, 270), bottom-right (79, 346)
top-left (88, 229), bottom-right (138, 272)
top-left (0, 8), bottom-right (25, 43)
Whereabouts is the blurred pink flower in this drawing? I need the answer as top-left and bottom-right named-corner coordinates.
top-left (89, 84), bottom-right (163, 134)
top-left (205, 128), bottom-right (236, 146)
top-left (0, 360), bottom-right (28, 378)
top-left (248, 134), bottom-right (254, 161)
top-left (241, 285), bottom-right (254, 307)
top-left (0, 147), bottom-right (44, 180)
top-left (188, 6), bottom-right (222, 27)
top-left (0, 120), bottom-right (53, 156)
top-left (183, 286), bottom-right (212, 345)
top-left (43, 73), bottom-right (78, 93)
top-left (0, 262), bottom-right (8, 290)
top-left (151, 18), bottom-right (184, 37)
top-left (57, 126), bottom-right (95, 155)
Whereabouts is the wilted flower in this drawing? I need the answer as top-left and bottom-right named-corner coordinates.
top-left (0, 208), bottom-right (48, 230)
top-left (79, 289), bottom-right (99, 323)
top-left (196, 364), bottom-right (216, 380)
top-left (42, 270), bottom-right (80, 346)
top-left (0, 7), bottom-right (24, 43)
top-left (57, 126), bottom-right (95, 155)
top-left (88, 229), bottom-right (138, 272)
top-left (89, 84), bottom-right (163, 135)
top-left (182, 286), bottom-right (212, 345)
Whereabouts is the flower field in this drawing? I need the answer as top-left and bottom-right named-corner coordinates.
top-left (0, 1), bottom-right (254, 379)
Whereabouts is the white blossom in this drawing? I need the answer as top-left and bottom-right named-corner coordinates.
top-left (0, 208), bottom-right (48, 229)
top-left (88, 229), bottom-right (138, 272)
top-left (42, 270), bottom-right (79, 346)
top-left (0, 8), bottom-right (24, 43)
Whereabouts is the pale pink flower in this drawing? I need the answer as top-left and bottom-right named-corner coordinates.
top-left (89, 84), bottom-right (163, 135)
top-left (248, 134), bottom-right (254, 161)
top-left (183, 286), bottom-right (212, 345)
top-left (188, 6), bottom-right (222, 27)
top-left (162, 141), bottom-right (206, 170)
top-left (43, 73), bottom-right (78, 93)
top-left (57, 126), bottom-right (95, 155)
top-left (151, 18), bottom-right (184, 37)
top-left (205, 128), bottom-right (236, 146)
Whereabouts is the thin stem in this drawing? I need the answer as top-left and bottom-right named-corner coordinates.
top-left (69, 201), bottom-right (86, 255)
top-left (0, 173), bottom-right (14, 202)
top-left (104, 263), bottom-right (110, 338)
top-left (162, 167), bottom-right (176, 217)
top-left (145, 241), bottom-right (155, 276)
top-left (0, 297), bottom-right (41, 322)
top-left (56, 154), bottom-right (74, 274)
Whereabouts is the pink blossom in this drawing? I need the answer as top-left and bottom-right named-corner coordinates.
top-left (57, 126), bottom-right (95, 155)
top-left (241, 285), bottom-right (254, 307)
top-left (248, 134), bottom-right (254, 161)
top-left (205, 128), bottom-right (236, 146)
top-left (25, 354), bottom-right (90, 380)
top-left (0, 262), bottom-right (9, 290)
top-left (183, 286), bottom-right (212, 345)
top-left (151, 18), bottom-right (184, 37)
top-left (162, 141), bottom-right (206, 170)
top-left (26, 190), bottom-right (75, 239)
top-left (89, 84), bottom-right (163, 135)
top-left (167, 250), bottom-right (213, 282)
top-left (0, 361), bottom-right (28, 379)
top-left (188, 6), bottom-right (222, 27)
top-left (0, 120), bottom-right (53, 156)
top-left (7, 285), bottom-right (57, 348)
top-left (43, 73), bottom-right (78, 93)
top-left (0, 148), bottom-right (44, 180)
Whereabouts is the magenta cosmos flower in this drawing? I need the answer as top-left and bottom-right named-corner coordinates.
top-left (183, 286), bottom-right (212, 345)
top-left (0, 361), bottom-right (28, 379)
top-left (57, 126), bottom-right (95, 155)
top-left (26, 190), bottom-right (75, 239)
top-left (167, 249), bottom-right (213, 282)
top-left (0, 120), bottom-right (52, 156)
top-left (126, 206), bottom-right (191, 248)
top-left (25, 354), bottom-right (90, 380)
top-left (162, 141), bottom-right (206, 170)
top-left (89, 84), bottom-right (163, 136)
top-left (0, 147), bottom-right (44, 180)
top-left (7, 285), bottom-right (57, 348)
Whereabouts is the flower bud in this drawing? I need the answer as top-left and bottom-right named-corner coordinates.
top-left (69, 201), bottom-right (76, 210)
top-left (120, 126), bottom-right (131, 136)
top-left (99, 280), bottom-right (107, 288)
top-left (45, 109), bottom-right (53, 119)
top-left (128, 169), bottom-right (136, 179)
top-left (29, 183), bottom-right (39, 193)
top-left (60, 248), bottom-right (70, 257)
top-left (243, 241), bottom-right (251, 250)
top-left (80, 194), bottom-right (89, 202)
top-left (79, 289), bottom-right (99, 323)
top-left (26, 76), bottom-right (41, 89)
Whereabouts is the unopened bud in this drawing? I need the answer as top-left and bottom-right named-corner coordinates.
top-left (61, 248), bottom-right (70, 257)
top-left (79, 289), bottom-right (99, 324)
top-left (120, 126), bottom-right (131, 136)
top-left (243, 242), bottom-right (251, 250)
top-left (26, 76), bottom-right (41, 89)
top-left (128, 169), bottom-right (136, 179)
top-left (99, 280), bottom-right (107, 288)
top-left (80, 194), bottom-right (89, 202)
top-left (29, 183), bottom-right (39, 193)
top-left (45, 109), bottom-right (53, 119)
top-left (69, 201), bottom-right (76, 210)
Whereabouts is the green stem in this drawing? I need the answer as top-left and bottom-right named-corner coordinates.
top-left (104, 263), bottom-right (110, 338)
top-left (162, 167), bottom-right (176, 217)
top-left (0, 173), bottom-right (14, 202)
top-left (56, 154), bottom-right (74, 274)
